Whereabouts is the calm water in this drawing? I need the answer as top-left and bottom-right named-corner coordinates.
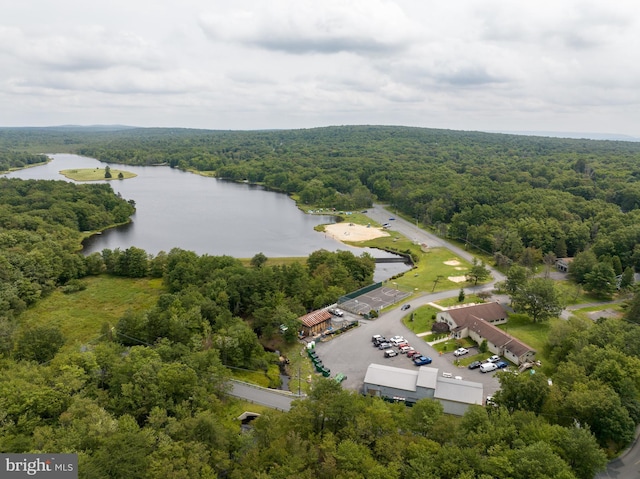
top-left (5, 154), bottom-right (409, 281)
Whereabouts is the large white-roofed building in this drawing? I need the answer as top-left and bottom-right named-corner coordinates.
top-left (363, 363), bottom-right (483, 415)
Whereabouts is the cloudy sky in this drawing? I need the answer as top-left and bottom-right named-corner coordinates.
top-left (1, 1), bottom-right (639, 136)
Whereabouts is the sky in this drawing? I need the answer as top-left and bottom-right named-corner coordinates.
top-left (1, 0), bottom-right (639, 137)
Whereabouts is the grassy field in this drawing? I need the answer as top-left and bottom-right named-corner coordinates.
top-left (402, 305), bottom-right (440, 333)
top-left (495, 314), bottom-right (554, 354)
top-left (238, 256), bottom-right (306, 268)
top-left (60, 168), bottom-right (137, 181)
top-left (16, 276), bottom-right (164, 348)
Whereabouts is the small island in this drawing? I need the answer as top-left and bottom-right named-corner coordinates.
top-left (59, 165), bottom-right (137, 181)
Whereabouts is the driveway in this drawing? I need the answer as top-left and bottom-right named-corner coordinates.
top-left (313, 304), bottom-right (502, 398)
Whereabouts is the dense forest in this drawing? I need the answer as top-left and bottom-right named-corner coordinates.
top-left (2, 126), bottom-right (640, 477)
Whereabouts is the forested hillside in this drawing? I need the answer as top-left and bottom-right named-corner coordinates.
top-left (0, 178), bottom-right (135, 321)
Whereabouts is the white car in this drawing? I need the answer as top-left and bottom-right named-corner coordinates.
top-left (488, 355), bottom-right (500, 363)
top-left (384, 349), bottom-right (398, 358)
top-left (453, 348), bottom-right (469, 357)
top-left (390, 336), bottom-right (405, 346)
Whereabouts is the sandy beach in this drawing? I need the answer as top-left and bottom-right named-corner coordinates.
top-left (324, 223), bottom-right (389, 242)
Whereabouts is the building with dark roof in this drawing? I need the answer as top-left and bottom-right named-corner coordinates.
top-left (436, 303), bottom-right (536, 365)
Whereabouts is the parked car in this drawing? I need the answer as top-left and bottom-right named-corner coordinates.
top-left (480, 362), bottom-right (498, 373)
top-left (372, 334), bottom-right (383, 343)
top-left (496, 361), bottom-right (509, 369)
top-left (453, 347), bottom-right (469, 357)
top-left (378, 342), bottom-right (391, 350)
top-left (373, 337), bottom-right (387, 347)
top-left (488, 355), bottom-right (501, 363)
top-left (384, 349), bottom-right (398, 358)
top-left (407, 350), bottom-right (421, 358)
top-left (400, 346), bottom-right (414, 354)
top-left (390, 336), bottom-right (406, 346)
top-left (401, 304), bottom-right (411, 311)
top-left (389, 217), bottom-right (395, 220)
top-left (468, 360), bottom-right (482, 370)
top-left (414, 356), bottom-right (433, 366)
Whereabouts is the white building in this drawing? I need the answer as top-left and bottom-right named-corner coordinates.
top-left (363, 363), bottom-right (483, 416)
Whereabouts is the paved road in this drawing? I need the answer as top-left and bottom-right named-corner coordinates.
top-left (595, 426), bottom-right (640, 479)
top-left (367, 204), bottom-right (506, 285)
top-left (228, 380), bottom-right (299, 412)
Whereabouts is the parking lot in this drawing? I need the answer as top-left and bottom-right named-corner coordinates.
top-left (312, 306), bottom-right (502, 398)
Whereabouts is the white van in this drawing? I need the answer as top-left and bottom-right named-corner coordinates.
top-left (480, 362), bottom-right (498, 373)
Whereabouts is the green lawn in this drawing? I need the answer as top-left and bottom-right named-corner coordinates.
top-left (16, 275), bottom-right (164, 348)
top-left (496, 314), bottom-right (557, 360)
top-left (59, 168), bottom-right (137, 181)
top-left (402, 305), bottom-right (439, 333)
top-left (368, 245), bottom-right (482, 294)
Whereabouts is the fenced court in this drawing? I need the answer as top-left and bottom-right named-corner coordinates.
top-left (338, 283), bottom-right (411, 315)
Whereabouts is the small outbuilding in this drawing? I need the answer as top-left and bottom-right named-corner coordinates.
top-left (298, 309), bottom-right (332, 337)
top-left (555, 257), bottom-right (574, 273)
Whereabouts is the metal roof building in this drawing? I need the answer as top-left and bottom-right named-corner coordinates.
top-left (363, 363), bottom-right (483, 415)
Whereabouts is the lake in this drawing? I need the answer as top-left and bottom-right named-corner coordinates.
top-left (5, 154), bottom-right (409, 281)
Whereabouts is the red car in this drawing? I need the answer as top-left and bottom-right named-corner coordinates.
top-left (407, 350), bottom-right (421, 358)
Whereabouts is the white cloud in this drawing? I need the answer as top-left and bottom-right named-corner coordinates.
top-left (0, 0), bottom-right (638, 136)
top-left (199, 0), bottom-right (418, 55)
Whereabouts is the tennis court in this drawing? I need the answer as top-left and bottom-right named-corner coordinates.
top-left (339, 285), bottom-right (411, 315)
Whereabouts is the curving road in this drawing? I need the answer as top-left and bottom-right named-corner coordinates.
top-left (367, 205), bottom-right (506, 286)
top-left (595, 427), bottom-right (640, 479)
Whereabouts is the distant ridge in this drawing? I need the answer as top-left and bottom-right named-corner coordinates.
top-left (47, 125), bottom-right (138, 132)
top-left (2, 124), bottom-right (639, 142)
top-left (1, 125), bottom-right (138, 132)
top-left (487, 130), bottom-right (640, 142)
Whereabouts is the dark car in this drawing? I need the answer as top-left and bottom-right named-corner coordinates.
top-left (413, 356), bottom-right (432, 366)
top-left (401, 304), bottom-right (411, 311)
top-left (468, 360), bottom-right (482, 370)
top-left (373, 337), bottom-right (387, 347)
top-left (496, 361), bottom-right (509, 369)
